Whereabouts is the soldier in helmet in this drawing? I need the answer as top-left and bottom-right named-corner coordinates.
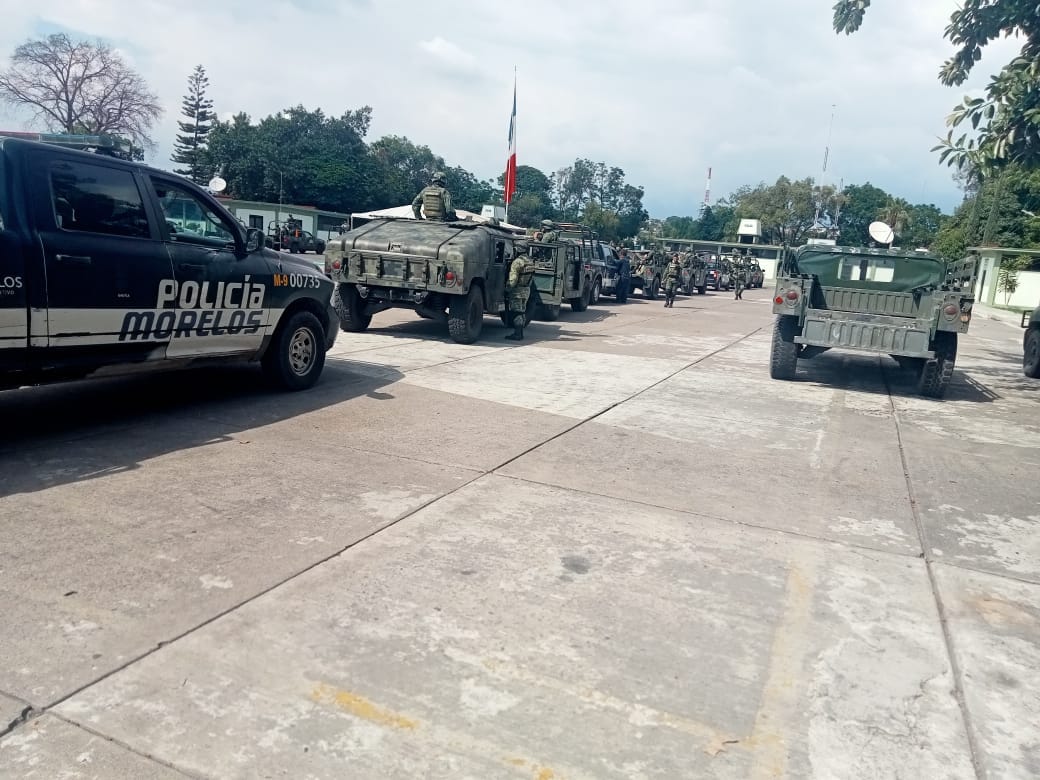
top-left (662, 253), bottom-right (683, 307)
top-left (412, 171), bottom-right (457, 221)
top-left (539, 219), bottom-right (559, 243)
top-left (504, 241), bottom-right (537, 341)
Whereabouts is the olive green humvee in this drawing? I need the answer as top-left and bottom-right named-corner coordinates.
top-left (324, 218), bottom-right (564, 344)
top-left (770, 245), bottom-right (978, 398)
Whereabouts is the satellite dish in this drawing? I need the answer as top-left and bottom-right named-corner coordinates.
top-left (208, 176), bottom-right (227, 193)
top-left (868, 221), bottom-right (895, 245)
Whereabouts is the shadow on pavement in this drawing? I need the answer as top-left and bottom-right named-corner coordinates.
top-left (0, 360), bottom-right (404, 497)
top-left (788, 351), bottom-right (1000, 404)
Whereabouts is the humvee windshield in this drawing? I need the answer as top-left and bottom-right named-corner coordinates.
top-left (792, 248), bottom-right (945, 293)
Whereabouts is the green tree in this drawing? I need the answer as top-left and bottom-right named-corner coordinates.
top-left (171, 65), bottom-right (214, 184)
top-left (551, 159), bottom-right (647, 239)
top-left (368, 135), bottom-right (441, 206)
top-left (833, 0), bottom-right (1040, 172)
top-left (878, 197), bottom-right (912, 238)
top-left (730, 176), bottom-right (832, 245)
top-left (0, 33), bottom-right (162, 152)
top-left (997, 255), bottom-right (1030, 303)
top-left (903, 203), bottom-right (946, 249)
top-left (838, 183), bottom-right (890, 245)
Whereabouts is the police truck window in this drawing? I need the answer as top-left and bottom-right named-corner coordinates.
top-left (50, 162), bottom-right (149, 239)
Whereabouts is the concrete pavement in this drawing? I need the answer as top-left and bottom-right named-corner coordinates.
top-left (1, 287), bottom-right (1037, 778)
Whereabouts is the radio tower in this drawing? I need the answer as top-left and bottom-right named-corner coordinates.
top-left (701, 167), bottom-right (712, 215)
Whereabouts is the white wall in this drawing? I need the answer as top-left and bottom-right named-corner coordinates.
top-left (230, 208), bottom-right (315, 235)
top-left (997, 270), bottom-right (1040, 309)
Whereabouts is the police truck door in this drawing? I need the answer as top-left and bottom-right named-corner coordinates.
top-left (148, 175), bottom-right (271, 358)
top-left (30, 154), bottom-right (174, 353)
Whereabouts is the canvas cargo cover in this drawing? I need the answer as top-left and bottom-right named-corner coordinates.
top-left (340, 218), bottom-right (513, 260)
top-left (792, 246), bottom-right (946, 293)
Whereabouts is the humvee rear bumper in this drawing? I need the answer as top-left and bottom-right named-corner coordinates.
top-left (796, 309), bottom-right (934, 358)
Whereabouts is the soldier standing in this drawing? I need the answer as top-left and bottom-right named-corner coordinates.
top-left (539, 219), bottom-right (559, 243)
top-left (733, 261), bottom-right (747, 300)
top-left (504, 244), bottom-right (537, 341)
top-left (616, 249), bottom-right (632, 303)
top-left (663, 254), bottom-right (682, 308)
top-left (412, 172), bottom-right (457, 221)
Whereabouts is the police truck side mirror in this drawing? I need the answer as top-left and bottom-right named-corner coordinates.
top-left (245, 228), bottom-right (265, 254)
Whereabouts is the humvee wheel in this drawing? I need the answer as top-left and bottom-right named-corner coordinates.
top-left (449, 286), bottom-right (484, 344)
top-left (645, 277), bottom-right (660, 300)
top-left (1024, 328), bottom-right (1040, 378)
top-left (333, 283), bottom-right (371, 332)
top-left (539, 303), bottom-right (561, 321)
top-left (918, 332), bottom-right (957, 398)
top-left (589, 278), bottom-right (602, 305)
top-left (770, 315), bottom-right (799, 380)
top-left (570, 285), bottom-right (590, 312)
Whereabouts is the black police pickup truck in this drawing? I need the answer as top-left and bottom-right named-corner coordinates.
top-left (0, 138), bottom-right (338, 391)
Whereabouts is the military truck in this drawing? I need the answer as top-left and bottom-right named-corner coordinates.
top-left (324, 218), bottom-right (563, 344)
top-left (681, 252), bottom-right (709, 295)
top-left (769, 244), bottom-right (978, 398)
top-left (551, 223), bottom-right (607, 308)
top-left (1022, 303), bottom-right (1040, 378)
top-left (629, 249), bottom-right (669, 299)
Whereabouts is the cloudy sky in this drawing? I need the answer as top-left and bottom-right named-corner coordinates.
top-left (0, 1), bottom-right (1019, 216)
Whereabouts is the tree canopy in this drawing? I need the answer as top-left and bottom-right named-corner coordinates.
top-left (171, 65), bottom-right (214, 184)
top-left (833, 0), bottom-right (1040, 173)
top-left (0, 33), bottom-right (162, 150)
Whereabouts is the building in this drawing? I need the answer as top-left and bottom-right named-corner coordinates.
top-left (215, 198), bottom-right (351, 241)
top-left (970, 246), bottom-right (1040, 309)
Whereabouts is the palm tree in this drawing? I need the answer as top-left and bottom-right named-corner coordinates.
top-left (877, 198), bottom-right (911, 236)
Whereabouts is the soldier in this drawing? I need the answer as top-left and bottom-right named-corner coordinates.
top-left (616, 248), bottom-right (632, 303)
top-left (732, 255), bottom-right (748, 300)
top-left (412, 171), bottom-right (457, 221)
top-left (663, 254), bottom-right (682, 307)
top-left (504, 243), bottom-right (537, 340)
top-left (539, 219), bottom-right (559, 243)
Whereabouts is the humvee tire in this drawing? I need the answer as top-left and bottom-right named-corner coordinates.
top-left (539, 303), bottom-right (561, 321)
top-left (1024, 327), bottom-right (1040, 378)
top-left (262, 310), bottom-right (326, 391)
top-left (570, 285), bottom-right (590, 312)
top-left (449, 286), bottom-right (484, 344)
top-left (918, 332), bottom-right (957, 398)
top-left (333, 283), bottom-right (372, 332)
top-left (770, 315), bottom-right (799, 380)
top-left (645, 277), bottom-right (660, 300)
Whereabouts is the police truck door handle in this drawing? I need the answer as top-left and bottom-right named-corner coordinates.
top-left (54, 254), bottom-right (92, 265)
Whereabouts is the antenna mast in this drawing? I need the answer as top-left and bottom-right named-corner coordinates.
top-left (701, 167), bottom-right (712, 215)
top-left (812, 105), bottom-right (837, 231)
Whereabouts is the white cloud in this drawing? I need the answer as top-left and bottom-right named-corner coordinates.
top-left (0, 0), bottom-right (1024, 215)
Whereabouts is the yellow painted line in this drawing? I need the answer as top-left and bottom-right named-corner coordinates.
top-left (310, 683), bottom-right (418, 731)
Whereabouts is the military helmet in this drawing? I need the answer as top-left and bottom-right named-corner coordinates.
top-left (540, 219), bottom-right (554, 228)
top-left (432, 171), bottom-right (446, 184)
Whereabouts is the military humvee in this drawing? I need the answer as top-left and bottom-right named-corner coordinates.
top-left (769, 244), bottom-right (978, 397)
top-left (324, 218), bottom-right (564, 344)
top-left (550, 223), bottom-right (607, 309)
top-left (629, 249), bottom-right (669, 299)
top-left (681, 252), bottom-right (709, 295)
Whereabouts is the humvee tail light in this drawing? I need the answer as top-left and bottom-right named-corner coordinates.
top-left (331, 259), bottom-right (342, 270)
top-left (785, 289), bottom-right (800, 302)
top-left (943, 303), bottom-right (959, 319)
top-left (774, 296), bottom-right (784, 305)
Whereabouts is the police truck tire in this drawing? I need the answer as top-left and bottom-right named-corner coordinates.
top-left (697, 285), bottom-right (707, 295)
top-left (262, 311), bottom-right (326, 391)
top-left (449, 286), bottom-right (484, 344)
top-left (589, 279), bottom-right (602, 305)
top-left (333, 284), bottom-right (371, 332)
top-left (1024, 328), bottom-right (1040, 378)
top-left (918, 332), bottom-right (957, 398)
top-left (770, 315), bottom-right (799, 380)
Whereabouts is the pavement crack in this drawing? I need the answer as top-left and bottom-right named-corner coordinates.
top-left (0, 703), bottom-right (38, 738)
top-left (881, 361), bottom-right (985, 779)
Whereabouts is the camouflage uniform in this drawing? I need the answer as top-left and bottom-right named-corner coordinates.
top-left (732, 265), bottom-right (747, 300)
top-left (663, 257), bottom-right (682, 307)
top-left (505, 252), bottom-right (536, 340)
top-left (539, 219), bottom-right (559, 243)
top-left (412, 172), bottom-right (457, 221)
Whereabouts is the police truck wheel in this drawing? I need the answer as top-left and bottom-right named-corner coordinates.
top-left (770, 315), bottom-right (799, 380)
top-left (918, 332), bottom-right (957, 398)
top-left (262, 311), bottom-right (327, 391)
top-left (1024, 328), bottom-right (1040, 378)
top-left (448, 286), bottom-right (484, 344)
top-left (333, 283), bottom-right (371, 332)
top-left (570, 286), bottom-right (590, 313)
top-left (697, 285), bottom-right (707, 295)
top-left (589, 279), bottom-right (602, 305)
